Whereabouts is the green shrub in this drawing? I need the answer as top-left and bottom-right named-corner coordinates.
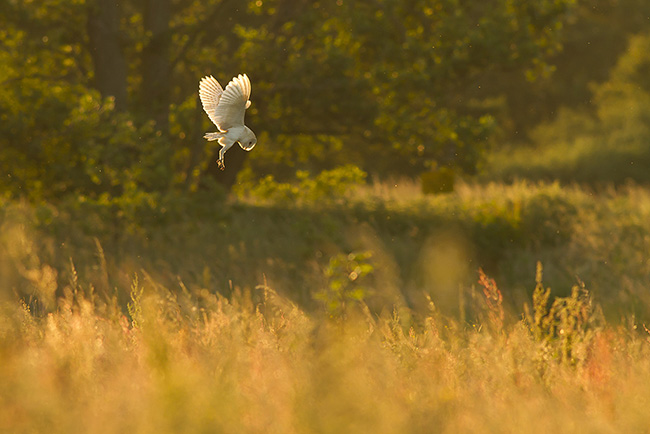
top-left (315, 251), bottom-right (375, 318)
top-left (235, 165), bottom-right (367, 206)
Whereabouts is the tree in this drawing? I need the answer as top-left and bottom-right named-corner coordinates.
top-left (87, 0), bottom-right (128, 111)
top-left (232, 0), bottom-right (577, 177)
top-left (141, 0), bottom-right (171, 131)
top-left (0, 0), bottom-right (577, 201)
top-left (497, 0), bottom-right (650, 140)
top-left (0, 0), bottom-right (171, 200)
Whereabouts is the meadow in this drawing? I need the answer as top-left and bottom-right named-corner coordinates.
top-left (3, 2), bottom-right (650, 432)
top-left (2, 178), bottom-right (650, 432)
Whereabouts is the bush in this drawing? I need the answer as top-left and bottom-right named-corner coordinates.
top-left (0, 79), bottom-right (173, 201)
top-left (235, 165), bottom-right (367, 206)
top-left (315, 251), bottom-right (375, 318)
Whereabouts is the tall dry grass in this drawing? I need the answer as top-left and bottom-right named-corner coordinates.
top-left (1, 266), bottom-right (650, 433)
top-left (2, 181), bottom-right (650, 432)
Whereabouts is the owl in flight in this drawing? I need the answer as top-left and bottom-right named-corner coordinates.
top-left (199, 73), bottom-right (257, 170)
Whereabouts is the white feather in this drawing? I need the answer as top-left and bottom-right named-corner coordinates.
top-left (199, 73), bottom-right (257, 169)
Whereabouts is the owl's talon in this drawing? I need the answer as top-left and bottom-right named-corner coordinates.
top-left (217, 160), bottom-right (225, 170)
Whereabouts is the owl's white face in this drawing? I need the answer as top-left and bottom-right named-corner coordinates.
top-left (239, 128), bottom-right (257, 151)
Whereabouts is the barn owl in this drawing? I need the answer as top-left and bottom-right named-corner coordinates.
top-left (199, 73), bottom-right (257, 170)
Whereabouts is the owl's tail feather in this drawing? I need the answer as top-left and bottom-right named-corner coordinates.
top-left (203, 132), bottom-right (224, 141)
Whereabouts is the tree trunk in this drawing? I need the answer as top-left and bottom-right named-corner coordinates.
top-left (87, 0), bottom-right (128, 111)
top-left (141, 0), bottom-right (171, 133)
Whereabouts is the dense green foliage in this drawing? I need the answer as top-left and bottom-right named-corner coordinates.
top-left (2, 0), bottom-right (648, 199)
top-left (0, 0), bottom-right (581, 202)
top-left (3, 0), bottom-right (649, 199)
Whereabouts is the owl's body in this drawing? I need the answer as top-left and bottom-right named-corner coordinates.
top-left (199, 74), bottom-right (256, 170)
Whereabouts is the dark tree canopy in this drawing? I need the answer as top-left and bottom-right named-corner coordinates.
top-left (1, 0), bottom-right (626, 201)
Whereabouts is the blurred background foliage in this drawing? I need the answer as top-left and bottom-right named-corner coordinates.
top-left (0, 0), bottom-right (612, 203)
top-left (3, 0), bottom-right (649, 204)
top-left (2, 0), bottom-right (649, 202)
top-left (485, 26), bottom-right (650, 184)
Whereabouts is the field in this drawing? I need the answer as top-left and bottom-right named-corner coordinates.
top-left (4, 1), bottom-right (650, 431)
top-left (2, 179), bottom-right (650, 432)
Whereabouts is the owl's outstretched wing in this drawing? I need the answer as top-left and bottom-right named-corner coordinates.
top-left (199, 75), bottom-right (225, 129)
top-left (212, 74), bottom-right (251, 131)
